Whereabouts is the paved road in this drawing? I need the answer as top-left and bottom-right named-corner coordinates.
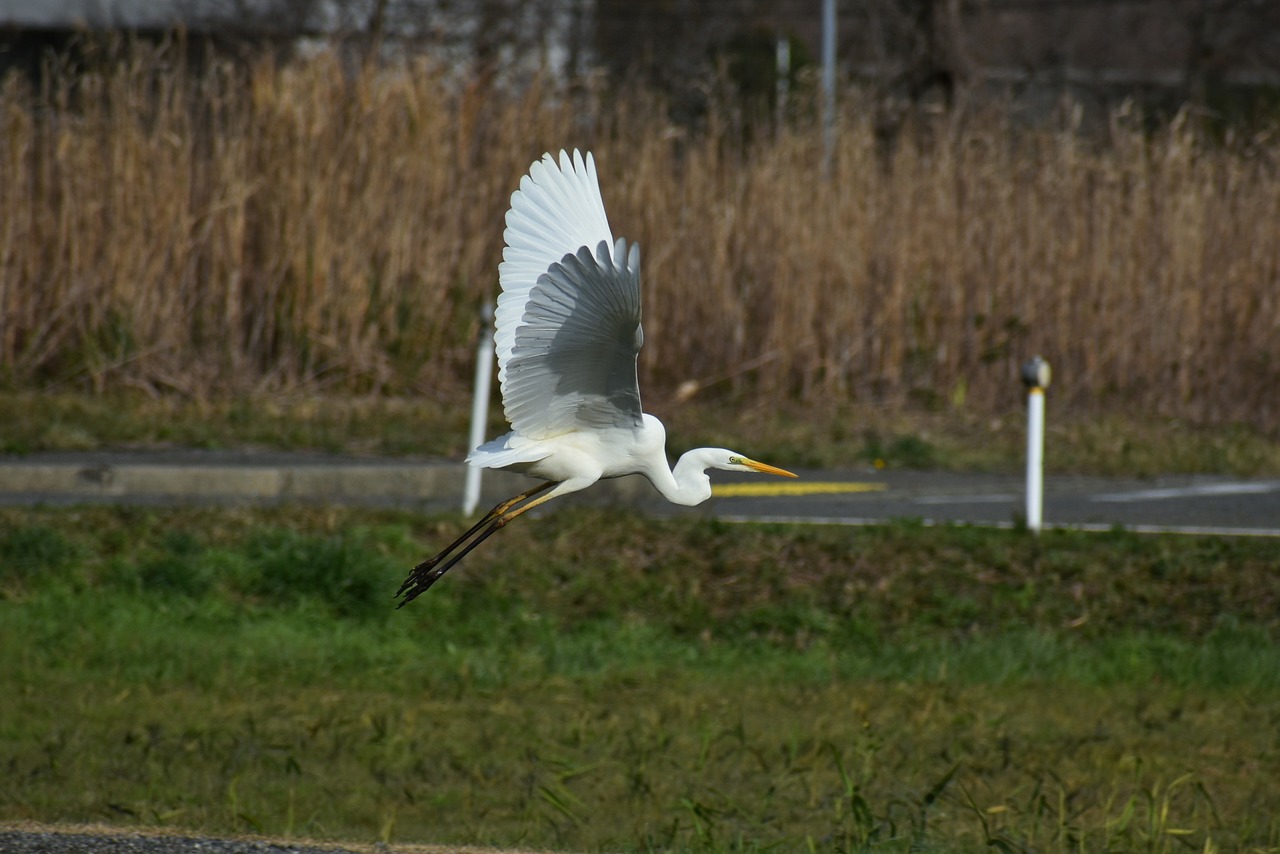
top-left (704, 469), bottom-right (1280, 537)
top-left (0, 827), bottom-right (369, 854)
top-left (1, 450), bottom-right (1278, 536)
top-left (0, 824), bottom-right (510, 853)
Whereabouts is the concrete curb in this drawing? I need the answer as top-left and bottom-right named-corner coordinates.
top-left (0, 450), bottom-right (655, 510)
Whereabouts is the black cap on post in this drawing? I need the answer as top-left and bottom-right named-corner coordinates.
top-left (1021, 356), bottom-right (1051, 391)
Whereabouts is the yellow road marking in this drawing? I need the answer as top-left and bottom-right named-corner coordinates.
top-left (712, 481), bottom-right (887, 498)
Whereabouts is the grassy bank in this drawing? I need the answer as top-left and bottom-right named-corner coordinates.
top-left (2, 505), bottom-right (1278, 851)
top-left (2, 44), bottom-right (1279, 430)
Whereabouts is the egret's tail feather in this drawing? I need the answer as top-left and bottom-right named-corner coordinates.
top-left (466, 431), bottom-right (552, 470)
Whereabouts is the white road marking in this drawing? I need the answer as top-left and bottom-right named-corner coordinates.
top-left (1091, 481), bottom-right (1280, 503)
top-left (716, 514), bottom-right (1280, 538)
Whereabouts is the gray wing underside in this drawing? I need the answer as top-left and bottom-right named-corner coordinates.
top-left (503, 238), bottom-right (644, 438)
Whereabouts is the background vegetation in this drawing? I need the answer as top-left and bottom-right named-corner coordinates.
top-left (2, 35), bottom-right (1278, 854)
top-left (1, 41), bottom-right (1277, 435)
top-left (2, 505), bottom-right (1279, 852)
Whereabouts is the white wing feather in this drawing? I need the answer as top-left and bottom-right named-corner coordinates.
top-left (487, 149), bottom-right (647, 446)
top-left (503, 238), bottom-right (643, 438)
top-left (496, 150), bottom-right (614, 394)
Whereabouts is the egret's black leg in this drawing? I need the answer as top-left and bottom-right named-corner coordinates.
top-left (400, 486), bottom-right (535, 582)
top-left (396, 514), bottom-right (510, 606)
top-left (395, 482), bottom-right (554, 606)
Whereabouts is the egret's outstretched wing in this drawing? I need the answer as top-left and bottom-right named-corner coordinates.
top-left (504, 238), bottom-right (644, 438)
top-left (495, 150), bottom-right (644, 439)
top-left (497, 150), bottom-right (614, 403)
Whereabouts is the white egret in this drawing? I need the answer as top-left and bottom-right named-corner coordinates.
top-left (396, 149), bottom-right (796, 606)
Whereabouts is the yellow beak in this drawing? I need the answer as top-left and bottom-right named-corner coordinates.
top-left (743, 458), bottom-right (799, 478)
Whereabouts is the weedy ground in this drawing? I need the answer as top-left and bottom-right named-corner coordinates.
top-left (2, 505), bottom-right (1278, 852)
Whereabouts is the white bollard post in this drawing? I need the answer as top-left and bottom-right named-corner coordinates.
top-left (462, 302), bottom-right (495, 516)
top-left (1021, 356), bottom-right (1051, 534)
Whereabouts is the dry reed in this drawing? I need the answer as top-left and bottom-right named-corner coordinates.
top-left (1, 42), bottom-right (1277, 430)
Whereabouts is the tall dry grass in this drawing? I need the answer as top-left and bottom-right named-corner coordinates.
top-left (1, 43), bottom-right (1277, 430)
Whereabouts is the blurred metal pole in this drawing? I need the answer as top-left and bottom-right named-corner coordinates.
top-left (462, 302), bottom-right (495, 516)
top-left (822, 0), bottom-right (837, 175)
top-left (1021, 357), bottom-right (1052, 534)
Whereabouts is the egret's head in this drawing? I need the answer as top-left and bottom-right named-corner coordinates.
top-left (721, 451), bottom-right (798, 478)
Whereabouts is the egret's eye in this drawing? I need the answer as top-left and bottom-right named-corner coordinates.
top-left (729, 456), bottom-right (742, 464)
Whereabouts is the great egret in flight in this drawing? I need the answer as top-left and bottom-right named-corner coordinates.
top-left (396, 149), bottom-right (796, 606)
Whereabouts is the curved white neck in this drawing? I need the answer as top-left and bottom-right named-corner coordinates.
top-left (648, 448), bottom-right (721, 507)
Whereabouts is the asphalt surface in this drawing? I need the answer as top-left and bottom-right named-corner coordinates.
top-left (707, 469), bottom-right (1280, 536)
top-left (2, 449), bottom-right (1279, 536)
top-left (0, 828), bottom-right (370, 854)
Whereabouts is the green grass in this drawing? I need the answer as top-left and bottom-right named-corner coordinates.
top-left (2, 505), bottom-right (1279, 852)
top-left (0, 391), bottom-right (477, 458)
top-left (3, 390), bottom-right (1280, 477)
